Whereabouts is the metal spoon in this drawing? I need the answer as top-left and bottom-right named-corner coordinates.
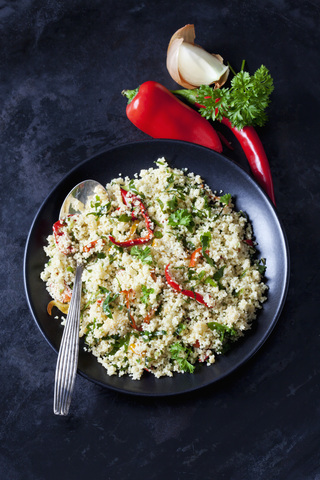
top-left (53, 179), bottom-right (107, 416)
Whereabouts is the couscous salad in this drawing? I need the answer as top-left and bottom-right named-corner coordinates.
top-left (41, 158), bottom-right (267, 379)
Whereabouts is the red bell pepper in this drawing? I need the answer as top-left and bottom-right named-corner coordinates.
top-left (122, 81), bottom-right (222, 153)
top-left (165, 264), bottom-right (213, 308)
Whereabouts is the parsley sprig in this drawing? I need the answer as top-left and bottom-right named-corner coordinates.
top-left (174, 63), bottom-right (274, 130)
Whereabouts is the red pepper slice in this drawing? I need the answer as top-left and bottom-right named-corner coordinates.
top-left (189, 247), bottom-right (202, 267)
top-left (165, 264), bottom-right (213, 308)
top-left (53, 219), bottom-right (76, 255)
top-left (244, 239), bottom-right (254, 247)
top-left (121, 289), bottom-right (142, 331)
top-left (83, 239), bottom-right (99, 253)
top-left (121, 188), bottom-right (138, 220)
top-left (109, 189), bottom-right (154, 247)
top-left (123, 81), bottom-right (222, 153)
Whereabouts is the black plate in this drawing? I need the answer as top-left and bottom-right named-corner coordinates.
top-left (24, 140), bottom-right (290, 396)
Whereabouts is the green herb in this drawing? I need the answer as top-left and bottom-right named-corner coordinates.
top-left (108, 253), bottom-right (116, 264)
top-left (84, 317), bottom-right (103, 345)
top-left (240, 269), bottom-right (247, 278)
top-left (66, 266), bottom-right (74, 273)
top-left (154, 230), bottom-right (163, 239)
top-left (168, 209), bottom-right (193, 228)
top-left (141, 330), bottom-right (167, 342)
top-left (196, 64), bottom-right (274, 129)
top-left (220, 193), bottom-right (231, 205)
top-left (102, 291), bottom-right (120, 318)
top-left (156, 198), bottom-right (165, 211)
top-left (167, 185), bottom-right (186, 200)
top-left (167, 196), bottom-right (178, 212)
top-left (165, 173), bottom-right (175, 189)
top-left (204, 277), bottom-right (218, 287)
top-left (174, 323), bottom-right (187, 336)
top-left (213, 266), bottom-right (226, 290)
top-left (131, 246), bottom-right (153, 265)
top-left (155, 159), bottom-right (165, 166)
top-left (88, 197), bottom-right (111, 218)
top-left (169, 342), bottom-right (195, 373)
top-left (207, 322), bottom-right (237, 341)
top-left (256, 258), bottom-right (267, 275)
top-left (107, 333), bottom-right (131, 356)
top-left (118, 214), bottom-right (132, 222)
top-left (128, 179), bottom-right (145, 199)
top-left (200, 232), bottom-right (216, 267)
top-left (96, 252), bottom-right (106, 259)
top-left (140, 285), bottom-right (155, 305)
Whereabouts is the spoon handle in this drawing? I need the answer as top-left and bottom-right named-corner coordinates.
top-left (53, 263), bottom-right (83, 415)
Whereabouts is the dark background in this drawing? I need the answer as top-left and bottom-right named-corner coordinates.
top-left (1, 1), bottom-right (319, 479)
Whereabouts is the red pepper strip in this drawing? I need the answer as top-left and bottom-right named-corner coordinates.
top-left (52, 219), bottom-right (75, 255)
top-left (109, 192), bottom-right (154, 247)
top-left (143, 308), bottom-right (155, 324)
top-left (121, 188), bottom-right (138, 220)
top-left (244, 239), bottom-right (254, 246)
top-left (189, 247), bottom-right (202, 267)
top-left (122, 290), bottom-right (142, 331)
top-left (165, 264), bottom-right (213, 308)
top-left (62, 284), bottom-right (72, 303)
top-left (83, 239), bottom-right (99, 252)
top-left (109, 231), bottom-right (153, 248)
top-left (123, 81), bottom-right (222, 153)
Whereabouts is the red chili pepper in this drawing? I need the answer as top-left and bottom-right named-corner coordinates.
top-left (220, 117), bottom-right (276, 205)
top-left (198, 99), bottom-right (275, 205)
top-left (165, 264), bottom-right (213, 308)
top-left (122, 81), bottom-right (222, 153)
top-left (172, 90), bottom-right (276, 205)
top-left (109, 189), bottom-right (154, 247)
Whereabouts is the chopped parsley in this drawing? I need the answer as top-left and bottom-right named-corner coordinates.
top-left (102, 291), bottom-right (120, 318)
top-left (207, 322), bottom-right (237, 342)
top-left (168, 209), bottom-right (193, 228)
top-left (140, 285), bottom-right (155, 305)
top-left (220, 193), bottom-right (232, 205)
top-left (118, 213), bottom-right (132, 222)
top-left (200, 232), bottom-right (216, 267)
top-left (130, 246), bottom-right (153, 265)
top-left (169, 342), bottom-right (195, 373)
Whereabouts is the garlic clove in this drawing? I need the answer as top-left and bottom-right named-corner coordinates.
top-left (166, 34), bottom-right (196, 89)
top-left (178, 43), bottom-right (229, 87)
top-left (166, 24), bottom-right (229, 89)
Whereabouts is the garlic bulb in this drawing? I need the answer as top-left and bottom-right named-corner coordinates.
top-left (166, 24), bottom-right (229, 89)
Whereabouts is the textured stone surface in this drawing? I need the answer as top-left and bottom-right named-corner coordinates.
top-left (1, 1), bottom-right (319, 479)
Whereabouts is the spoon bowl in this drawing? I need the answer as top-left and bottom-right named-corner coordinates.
top-left (53, 179), bottom-right (107, 416)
